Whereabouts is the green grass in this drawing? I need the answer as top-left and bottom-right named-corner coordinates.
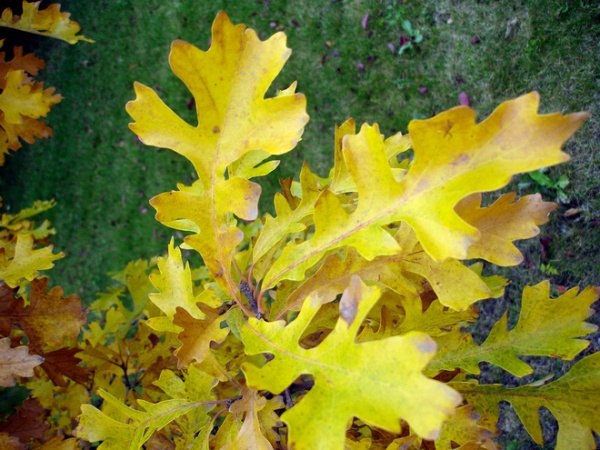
top-left (0, 1), bottom-right (598, 446)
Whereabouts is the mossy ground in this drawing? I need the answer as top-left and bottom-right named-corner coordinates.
top-left (1, 1), bottom-right (598, 447)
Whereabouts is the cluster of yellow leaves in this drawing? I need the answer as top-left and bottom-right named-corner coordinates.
top-left (0, 41), bottom-right (61, 165)
top-left (0, 197), bottom-right (85, 448)
top-left (74, 10), bottom-right (600, 450)
top-left (0, 1), bottom-right (93, 44)
top-left (0, 1), bottom-right (92, 163)
top-left (0, 4), bottom-right (93, 447)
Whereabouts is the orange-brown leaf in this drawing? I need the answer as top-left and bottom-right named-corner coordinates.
top-left (40, 347), bottom-right (90, 386)
top-left (0, 278), bottom-right (85, 353)
top-left (456, 192), bottom-right (556, 266)
top-left (0, 46), bottom-right (46, 86)
top-left (0, 399), bottom-right (48, 442)
top-left (173, 304), bottom-right (229, 368)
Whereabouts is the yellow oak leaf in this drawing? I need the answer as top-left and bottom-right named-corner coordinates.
top-left (429, 282), bottom-right (599, 377)
top-left (456, 192), bottom-right (557, 266)
top-left (0, 70), bottom-right (62, 124)
top-left (107, 259), bottom-right (157, 330)
top-left (153, 365), bottom-right (216, 448)
top-left (262, 94), bottom-right (587, 288)
top-left (328, 118), bottom-right (411, 195)
top-left (0, 233), bottom-right (63, 287)
top-left (436, 404), bottom-right (497, 450)
top-left (0, 2), bottom-right (93, 44)
top-left (274, 222), bottom-right (493, 318)
top-left (76, 389), bottom-right (199, 449)
top-left (397, 295), bottom-right (479, 338)
top-left (0, 111), bottom-right (54, 152)
top-left (455, 352), bottom-right (600, 449)
top-left (128, 11), bottom-right (308, 300)
top-left (173, 304), bottom-right (229, 368)
top-left (223, 386), bottom-right (274, 450)
top-left (242, 276), bottom-right (462, 449)
top-left (252, 163), bottom-right (322, 266)
top-left (148, 239), bottom-right (220, 333)
top-left (0, 337), bottom-right (43, 386)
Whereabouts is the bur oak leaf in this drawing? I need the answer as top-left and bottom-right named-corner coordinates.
top-left (252, 163), bottom-right (322, 266)
top-left (127, 11), bottom-right (308, 301)
top-left (274, 222), bottom-right (493, 319)
top-left (76, 389), bottom-right (200, 450)
top-left (0, 70), bottom-right (62, 125)
top-left (148, 239), bottom-right (220, 333)
top-left (262, 95), bottom-right (588, 289)
top-left (429, 282), bottom-right (598, 377)
top-left (0, 234), bottom-right (64, 287)
top-left (0, 2), bottom-right (93, 44)
top-left (242, 276), bottom-right (462, 449)
top-left (436, 404), bottom-right (497, 450)
top-left (223, 386), bottom-right (274, 450)
top-left (0, 46), bottom-right (46, 85)
top-left (39, 347), bottom-right (90, 386)
top-left (455, 192), bottom-right (557, 266)
top-left (455, 352), bottom-right (600, 449)
top-left (0, 112), bottom-right (54, 152)
top-left (0, 398), bottom-right (48, 442)
top-left (173, 304), bottom-right (229, 368)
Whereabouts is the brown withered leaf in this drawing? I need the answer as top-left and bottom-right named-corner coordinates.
top-left (40, 347), bottom-right (90, 386)
top-left (0, 277), bottom-right (85, 352)
top-left (0, 399), bottom-right (48, 443)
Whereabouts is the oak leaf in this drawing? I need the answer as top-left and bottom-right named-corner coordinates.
top-left (153, 365), bottom-right (216, 448)
top-left (0, 45), bottom-right (46, 85)
top-left (173, 304), bottom-right (229, 368)
top-left (76, 389), bottom-right (199, 449)
top-left (274, 222), bottom-right (495, 318)
top-left (0, 112), bottom-right (54, 153)
top-left (0, 2), bottom-right (93, 44)
top-left (262, 94), bottom-right (588, 288)
top-left (127, 11), bottom-right (308, 299)
top-left (0, 337), bottom-right (43, 386)
top-left (39, 347), bottom-right (90, 386)
top-left (0, 70), bottom-right (62, 125)
top-left (0, 234), bottom-right (64, 287)
top-left (456, 352), bottom-right (600, 449)
top-left (429, 282), bottom-right (598, 377)
top-left (0, 277), bottom-right (85, 353)
top-left (223, 386), bottom-right (274, 450)
top-left (455, 192), bottom-right (557, 266)
top-left (0, 398), bottom-right (47, 442)
top-left (148, 239), bottom-right (221, 333)
top-left (242, 276), bottom-right (462, 448)
top-left (436, 404), bottom-right (497, 450)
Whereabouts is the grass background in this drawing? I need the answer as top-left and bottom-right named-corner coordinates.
top-left (1, 1), bottom-right (599, 447)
